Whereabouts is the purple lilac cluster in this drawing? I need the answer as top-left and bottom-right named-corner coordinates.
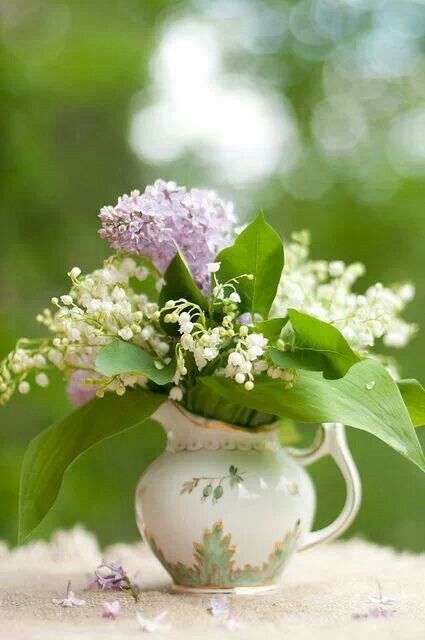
top-left (99, 179), bottom-right (236, 294)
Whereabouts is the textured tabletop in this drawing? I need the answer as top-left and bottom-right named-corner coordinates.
top-left (0, 527), bottom-right (424, 639)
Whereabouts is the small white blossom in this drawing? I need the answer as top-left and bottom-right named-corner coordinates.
top-left (207, 262), bottom-right (221, 273)
top-left (60, 295), bottom-right (73, 306)
top-left (118, 327), bottom-right (133, 341)
top-left (228, 352), bottom-right (244, 367)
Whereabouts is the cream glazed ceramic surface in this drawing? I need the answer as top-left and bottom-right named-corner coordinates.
top-left (135, 402), bottom-right (361, 594)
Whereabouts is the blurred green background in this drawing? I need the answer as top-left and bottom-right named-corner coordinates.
top-left (0, 0), bottom-right (424, 551)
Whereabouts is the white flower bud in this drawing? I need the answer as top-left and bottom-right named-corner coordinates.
top-left (35, 373), bottom-right (49, 388)
top-left (69, 267), bottom-right (81, 278)
top-left (207, 262), bottom-right (221, 273)
top-left (18, 381), bottom-right (30, 394)
top-left (235, 373), bottom-right (245, 384)
top-left (141, 326), bottom-right (154, 340)
top-left (229, 292), bottom-right (241, 303)
top-left (33, 354), bottom-right (46, 367)
top-left (329, 261), bottom-right (345, 277)
top-left (239, 325), bottom-right (249, 337)
top-left (244, 380), bottom-right (254, 390)
top-left (178, 312), bottom-right (191, 324)
top-left (135, 266), bottom-right (149, 281)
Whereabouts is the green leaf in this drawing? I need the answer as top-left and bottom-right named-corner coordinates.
top-left (201, 359), bottom-right (425, 472)
top-left (253, 317), bottom-right (287, 340)
top-left (398, 379), bottom-right (425, 427)
top-left (159, 250), bottom-right (209, 312)
top-left (18, 389), bottom-right (165, 543)
top-left (216, 213), bottom-right (284, 317)
top-left (95, 339), bottom-right (175, 385)
top-left (269, 309), bottom-right (361, 379)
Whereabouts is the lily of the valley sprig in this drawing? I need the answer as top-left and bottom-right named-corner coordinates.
top-left (1, 179), bottom-right (424, 543)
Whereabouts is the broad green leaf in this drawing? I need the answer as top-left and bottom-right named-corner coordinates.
top-left (19, 389), bottom-right (165, 543)
top-left (159, 250), bottom-right (209, 312)
top-left (398, 379), bottom-right (425, 427)
top-left (269, 309), bottom-right (361, 379)
top-left (200, 359), bottom-right (425, 472)
top-left (253, 318), bottom-right (287, 340)
top-left (216, 213), bottom-right (284, 317)
top-left (185, 381), bottom-right (274, 428)
top-left (95, 339), bottom-right (175, 385)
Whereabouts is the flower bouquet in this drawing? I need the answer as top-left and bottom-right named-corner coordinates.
top-left (2, 179), bottom-right (424, 592)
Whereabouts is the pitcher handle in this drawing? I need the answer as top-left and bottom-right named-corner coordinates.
top-left (287, 422), bottom-right (362, 551)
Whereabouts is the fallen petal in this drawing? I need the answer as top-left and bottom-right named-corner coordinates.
top-left (101, 600), bottom-right (122, 619)
top-left (208, 596), bottom-right (230, 617)
top-left (221, 615), bottom-right (242, 631)
top-left (137, 611), bottom-right (171, 633)
top-left (52, 581), bottom-right (86, 607)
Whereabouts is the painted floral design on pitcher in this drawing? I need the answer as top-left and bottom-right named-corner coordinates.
top-left (180, 465), bottom-right (245, 503)
top-left (135, 402), bottom-right (361, 594)
top-left (146, 519), bottom-right (301, 588)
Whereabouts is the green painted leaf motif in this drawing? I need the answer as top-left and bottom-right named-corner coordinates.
top-left (95, 339), bottom-right (175, 385)
top-left (269, 309), bottom-right (361, 379)
top-left (200, 359), bottom-right (425, 471)
top-left (158, 250), bottom-right (209, 312)
top-left (18, 389), bottom-right (165, 543)
top-left (216, 213), bottom-right (284, 318)
top-left (398, 379), bottom-right (425, 427)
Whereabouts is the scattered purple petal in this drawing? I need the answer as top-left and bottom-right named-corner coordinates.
top-left (101, 600), bottom-right (122, 619)
top-left (208, 596), bottom-right (230, 617)
top-left (136, 611), bottom-right (171, 633)
top-left (369, 606), bottom-right (396, 619)
top-left (52, 580), bottom-right (86, 608)
top-left (352, 606), bottom-right (396, 620)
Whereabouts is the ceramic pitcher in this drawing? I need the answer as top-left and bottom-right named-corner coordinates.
top-left (135, 401), bottom-right (361, 594)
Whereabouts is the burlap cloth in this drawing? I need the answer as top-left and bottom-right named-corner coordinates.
top-left (0, 527), bottom-right (424, 639)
